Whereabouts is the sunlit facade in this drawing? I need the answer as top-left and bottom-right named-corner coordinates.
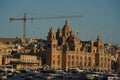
top-left (45, 20), bottom-right (112, 71)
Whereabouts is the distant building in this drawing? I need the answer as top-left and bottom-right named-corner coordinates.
top-left (116, 47), bottom-right (120, 72)
top-left (45, 20), bottom-right (113, 71)
top-left (0, 38), bottom-right (19, 44)
top-left (2, 53), bottom-right (41, 70)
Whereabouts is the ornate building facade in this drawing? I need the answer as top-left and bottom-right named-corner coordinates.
top-left (45, 20), bottom-right (112, 71)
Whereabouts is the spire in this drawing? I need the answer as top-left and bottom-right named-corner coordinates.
top-left (47, 27), bottom-right (56, 41)
top-left (97, 35), bottom-right (101, 41)
top-left (65, 20), bottom-right (69, 25)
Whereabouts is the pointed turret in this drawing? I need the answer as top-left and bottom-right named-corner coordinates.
top-left (47, 27), bottom-right (56, 41)
top-left (56, 27), bottom-right (62, 39)
top-left (97, 35), bottom-right (101, 41)
top-left (96, 35), bottom-right (104, 53)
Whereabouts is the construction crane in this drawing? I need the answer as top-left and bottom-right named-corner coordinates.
top-left (10, 13), bottom-right (83, 39)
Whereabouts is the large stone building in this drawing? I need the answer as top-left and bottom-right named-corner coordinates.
top-left (45, 20), bottom-right (112, 71)
top-left (0, 38), bottom-right (42, 70)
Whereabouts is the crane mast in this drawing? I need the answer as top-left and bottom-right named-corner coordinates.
top-left (10, 13), bottom-right (28, 39)
top-left (10, 13), bottom-right (83, 40)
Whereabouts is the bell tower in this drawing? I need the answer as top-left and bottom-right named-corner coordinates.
top-left (97, 35), bottom-right (104, 53)
top-left (47, 27), bottom-right (56, 41)
top-left (56, 28), bottom-right (62, 46)
top-left (47, 27), bottom-right (58, 50)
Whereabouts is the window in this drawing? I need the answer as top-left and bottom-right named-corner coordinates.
top-left (101, 57), bottom-right (103, 61)
top-left (101, 63), bottom-right (103, 68)
top-left (57, 60), bottom-right (60, 65)
top-left (76, 55), bottom-right (78, 65)
top-left (84, 56), bottom-right (87, 61)
top-left (76, 55), bottom-right (78, 60)
top-left (68, 61), bottom-right (70, 66)
top-left (80, 56), bottom-right (82, 60)
top-left (68, 55), bottom-right (70, 60)
top-left (100, 46), bottom-right (102, 49)
top-left (80, 62), bottom-right (82, 66)
top-left (72, 61), bottom-right (74, 65)
top-left (108, 63), bottom-right (110, 68)
top-left (76, 61), bottom-right (78, 65)
top-left (53, 44), bottom-right (56, 48)
top-left (70, 47), bottom-right (74, 51)
top-left (104, 63), bottom-right (106, 67)
top-left (72, 55), bottom-right (74, 59)
top-left (77, 48), bottom-right (78, 51)
top-left (47, 44), bottom-right (51, 48)
top-left (88, 57), bottom-right (91, 61)
top-left (88, 62), bottom-right (91, 66)
top-left (53, 55), bottom-right (55, 57)
top-left (53, 60), bottom-right (55, 65)
top-left (105, 58), bottom-right (106, 61)
top-left (57, 55), bottom-right (60, 59)
top-left (108, 58), bottom-right (110, 62)
top-left (84, 62), bottom-right (86, 66)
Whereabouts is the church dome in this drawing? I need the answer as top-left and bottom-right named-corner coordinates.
top-left (62, 20), bottom-right (72, 32)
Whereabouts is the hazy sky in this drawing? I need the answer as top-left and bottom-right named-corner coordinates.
top-left (0, 0), bottom-right (120, 45)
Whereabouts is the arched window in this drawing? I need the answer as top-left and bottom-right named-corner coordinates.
top-left (53, 44), bottom-right (56, 48)
top-left (76, 55), bottom-right (78, 60)
top-left (80, 56), bottom-right (82, 60)
top-left (80, 62), bottom-right (82, 66)
top-left (84, 56), bottom-right (87, 61)
top-left (72, 55), bottom-right (74, 59)
top-left (88, 57), bottom-right (91, 61)
top-left (57, 60), bottom-right (60, 65)
top-left (72, 61), bottom-right (74, 65)
top-left (68, 55), bottom-right (70, 60)
top-left (88, 62), bottom-right (91, 66)
top-left (53, 60), bottom-right (55, 65)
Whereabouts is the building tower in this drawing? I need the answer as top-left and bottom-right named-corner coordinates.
top-left (46, 27), bottom-right (62, 69)
top-left (97, 35), bottom-right (104, 53)
top-left (56, 28), bottom-right (62, 46)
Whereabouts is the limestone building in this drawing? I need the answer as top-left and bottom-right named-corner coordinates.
top-left (45, 20), bottom-right (112, 71)
top-left (2, 54), bottom-right (41, 70)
